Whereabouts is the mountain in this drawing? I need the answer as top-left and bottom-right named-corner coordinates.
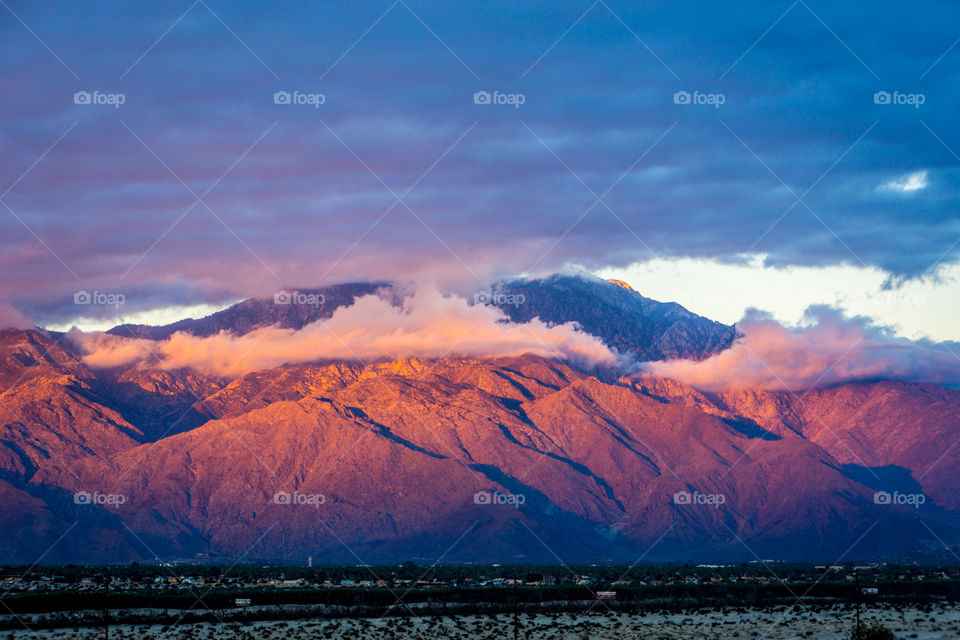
top-left (107, 275), bottom-right (734, 363)
top-left (108, 282), bottom-right (390, 340)
top-left (0, 329), bottom-right (149, 562)
top-left (488, 274), bottom-right (736, 360)
top-left (0, 279), bottom-right (956, 564)
top-left (0, 329), bottom-right (142, 475)
top-left (47, 354), bottom-right (940, 564)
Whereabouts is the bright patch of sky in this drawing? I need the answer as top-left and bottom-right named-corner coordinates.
top-left (599, 255), bottom-right (960, 342)
top-left (44, 302), bottom-right (236, 333)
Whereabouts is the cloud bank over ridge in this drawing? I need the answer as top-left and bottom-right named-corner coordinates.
top-left (642, 306), bottom-right (960, 392)
top-left (71, 284), bottom-right (619, 376)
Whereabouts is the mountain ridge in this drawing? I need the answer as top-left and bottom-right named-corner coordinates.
top-left (102, 275), bottom-right (735, 364)
top-left (0, 277), bottom-right (955, 564)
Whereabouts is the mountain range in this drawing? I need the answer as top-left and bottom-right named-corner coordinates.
top-left (1, 275), bottom-right (957, 564)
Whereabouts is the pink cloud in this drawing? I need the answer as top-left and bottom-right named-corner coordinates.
top-left (72, 284), bottom-right (618, 376)
top-left (642, 307), bottom-right (960, 392)
top-left (0, 303), bottom-right (32, 330)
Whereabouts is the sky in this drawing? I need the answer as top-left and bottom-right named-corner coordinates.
top-left (2, 0), bottom-right (959, 338)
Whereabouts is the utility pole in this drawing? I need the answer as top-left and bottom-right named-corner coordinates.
top-left (103, 576), bottom-right (110, 640)
top-left (855, 568), bottom-right (861, 636)
top-left (512, 575), bottom-right (519, 640)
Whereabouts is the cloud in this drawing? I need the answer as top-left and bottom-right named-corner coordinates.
top-left (0, 303), bottom-right (32, 330)
top-left (881, 170), bottom-right (928, 193)
top-left (4, 1), bottom-right (960, 328)
top-left (71, 284), bottom-right (618, 376)
top-left (641, 306), bottom-right (960, 392)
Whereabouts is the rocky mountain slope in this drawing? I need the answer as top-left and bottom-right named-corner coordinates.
top-left (0, 278), bottom-right (956, 564)
top-left (489, 274), bottom-right (737, 360)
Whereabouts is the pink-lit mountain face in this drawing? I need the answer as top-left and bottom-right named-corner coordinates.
top-left (1, 277), bottom-right (956, 564)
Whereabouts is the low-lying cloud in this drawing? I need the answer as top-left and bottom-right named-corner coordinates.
top-left (72, 285), bottom-right (618, 376)
top-left (0, 303), bottom-right (32, 330)
top-left (642, 306), bottom-right (960, 392)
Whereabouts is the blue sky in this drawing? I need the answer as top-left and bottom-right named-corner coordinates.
top-left (2, 0), bottom-right (959, 335)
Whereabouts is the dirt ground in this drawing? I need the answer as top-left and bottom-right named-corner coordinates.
top-left (4, 602), bottom-right (958, 639)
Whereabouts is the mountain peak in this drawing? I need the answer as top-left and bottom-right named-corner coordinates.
top-left (491, 274), bottom-right (736, 361)
top-left (606, 278), bottom-right (634, 291)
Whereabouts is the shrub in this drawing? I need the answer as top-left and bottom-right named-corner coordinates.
top-left (849, 621), bottom-right (898, 640)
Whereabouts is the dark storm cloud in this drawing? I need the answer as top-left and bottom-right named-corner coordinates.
top-left (1, 0), bottom-right (959, 324)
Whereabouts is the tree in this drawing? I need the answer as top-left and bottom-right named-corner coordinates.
top-left (849, 621), bottom-right (898, 640)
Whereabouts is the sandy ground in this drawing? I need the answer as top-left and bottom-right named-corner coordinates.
top-left (3, 603), bottom-right (958, 639)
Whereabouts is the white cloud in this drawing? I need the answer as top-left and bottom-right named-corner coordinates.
top-left (881, 170), bottom-right (928, 193)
